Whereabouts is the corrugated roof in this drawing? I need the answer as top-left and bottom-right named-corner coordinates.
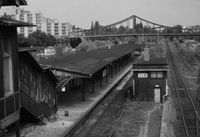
top-left (40, 44), bottom-right (141, 76)
top-left (0, 18), bottom-right (35, 27)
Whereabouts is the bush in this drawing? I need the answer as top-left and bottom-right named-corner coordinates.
top-left (176, 42), bottom-right (197, 66)
top-left (77, 40), bottom-right (89, 52)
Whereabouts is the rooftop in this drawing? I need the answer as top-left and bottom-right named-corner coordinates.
top-left (40, 44), bottom-right (141, 76)
top-left (132, 57), bottom-right (168, 70)
top-left (133, 57), bottom-right (168, 66)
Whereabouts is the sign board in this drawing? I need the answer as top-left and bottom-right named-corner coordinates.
top-left (55, 70), bottom-right (72, 77)
top-left (138, 73), bottom-right (148, 78)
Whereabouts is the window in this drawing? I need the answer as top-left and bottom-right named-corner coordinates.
top-left (157, 72), bottom-right (163, 78)
top-left (150, 72), bottom-right (157, 78)
top-left (150, 72), bottom-right (163, 78)
top-left (3, 35), bottom-right (14, 97)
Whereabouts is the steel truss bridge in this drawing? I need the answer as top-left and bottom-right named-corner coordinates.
top-left (70, 15), bottom-right (200, 39)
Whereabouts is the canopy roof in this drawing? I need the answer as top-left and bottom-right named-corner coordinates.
top-left (40, 44), bottom-right (141, 76)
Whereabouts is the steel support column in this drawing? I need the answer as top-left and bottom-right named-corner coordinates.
top-left (106, 68), bottom-right (108, 83)
top-left (111, 65), bottom-right (113, 78)
top-left (115, 64), bottom-right (118, 74)
top-left (100, 76), bottom-right (102, 88)
top-left (82, 79), bottom-right (85, 101)
top-left (92, 78), bottom-right (95, 93)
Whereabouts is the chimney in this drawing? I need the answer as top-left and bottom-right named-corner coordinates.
top-left (144, 45), bottom-right (150, 61)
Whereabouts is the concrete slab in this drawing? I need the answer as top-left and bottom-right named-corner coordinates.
top-left (160, 97), bottom-right (176, 137)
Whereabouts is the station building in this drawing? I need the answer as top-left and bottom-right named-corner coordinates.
top-left (132, 46), bottom-right (168, 103)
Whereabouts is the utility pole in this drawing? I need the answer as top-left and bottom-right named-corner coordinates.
top-left (157, 31), bottom-right (160, 44)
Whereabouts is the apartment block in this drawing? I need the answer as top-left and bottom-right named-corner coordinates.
top-left (0, 7), bottom-right (73, 37)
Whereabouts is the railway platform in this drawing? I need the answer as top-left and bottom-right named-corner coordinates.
top-left (16, 64), bottom-right (132, 137)
top-left (59, 65), bottom-right (132, 137)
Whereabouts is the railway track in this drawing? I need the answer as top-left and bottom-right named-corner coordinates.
top-left (167, 43), bottom-right (200, 137)
top-left (75, 81), bottom-right (126, 137)
top-left (64, 71), bottom-right (131, 137)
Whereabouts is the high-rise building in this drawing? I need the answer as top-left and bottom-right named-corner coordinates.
top-left (0, 7), bottom-right (73, 37)
top-left (46, 18), bottom-right (73, 37)
top-left (62, 22), bottom-right (73, 36)
top-left (27, 11), bottom-right (37, 35)
top-left (47, 18), bottom-right (54, 35)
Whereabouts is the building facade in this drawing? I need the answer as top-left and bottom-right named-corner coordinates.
top-left (0, 20), bottom-right (20, 134)
top-left (132, 58), bottom-right (168, 103)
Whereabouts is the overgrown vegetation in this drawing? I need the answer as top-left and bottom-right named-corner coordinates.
top-left (149, 41), bottom-right (166, 58)
top-left (76, 39), bottom-right (110, 52)
top-left (174, 38), bottom-right (200, 67)
top-left (17, 30), bottom-right (69, 48)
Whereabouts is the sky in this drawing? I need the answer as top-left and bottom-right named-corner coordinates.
top-left (24, 0), bottom-right (200, 29)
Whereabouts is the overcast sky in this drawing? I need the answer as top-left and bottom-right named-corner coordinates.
top-left (24, 0), bottom-right (200, 29)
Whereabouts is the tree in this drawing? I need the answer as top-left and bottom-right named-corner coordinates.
top-left (55, 44), bottom-right (64, 56)
top-left (72, 25), bottom-right (76, 31)
top-left (77, 40), bottom-right (89, 52)
top-left (70, 38), bottom-right (82, 48)
top-left (173, 25), bottom-right (183, 33)
top-left (17, 34), bottom-right (30, 47)
top-left (27, 31), bottom-right (57, 47)
top-left (91, 21), bottom-right (94, 35)
top-left (28, 31), bottom-right (45, 47)
top-left (134, 23), bottom-right (143, 33)
top-left (162, 27), bottom-right (174, 34)
top-left (93, 21), bottom-right (100, 35)
top-left (46, 34), bottom-right (57, 46)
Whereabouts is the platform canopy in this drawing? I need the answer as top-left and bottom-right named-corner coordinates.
top-left (40, 44), bottom-right (141, 77)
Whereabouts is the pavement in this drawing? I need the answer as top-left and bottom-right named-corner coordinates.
top-left (160, 97), bottom-right (176, 137)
